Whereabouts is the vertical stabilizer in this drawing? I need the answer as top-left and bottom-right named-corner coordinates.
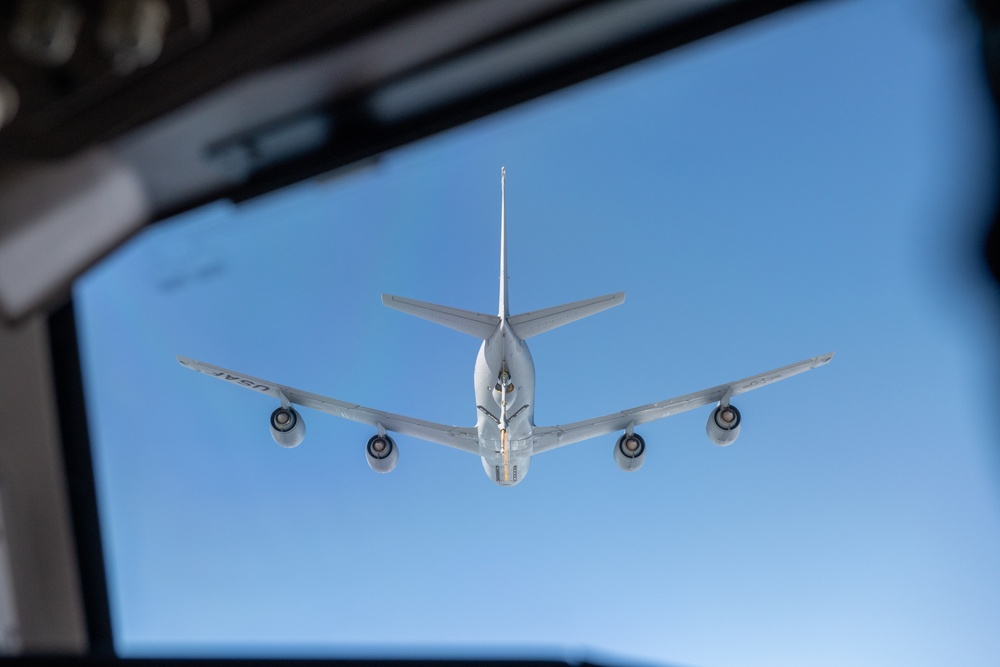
top-left (499, 167), bottom-right (509, 319)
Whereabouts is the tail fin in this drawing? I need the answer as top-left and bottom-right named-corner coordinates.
top-left (508, 292), bottom-right (625, 339)
top-left (383, 168), bottom-right (623, 341)
top-left (500, 166), bottom-right (624, 338)
top-left (382, 168), bottom-right (510, 341)
top-left (499, 167), bottom-right (509, 319)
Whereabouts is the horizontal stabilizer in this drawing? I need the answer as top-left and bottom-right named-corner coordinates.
top-left (382, 294), bottom-right (500, 340)
top-left (508, 292), bottom-right (625, 339)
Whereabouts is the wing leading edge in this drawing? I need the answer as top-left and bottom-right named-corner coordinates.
top-left (176, 356), bottom-right (480, 454)
top-left (533, 352), bottom-right (835, 453)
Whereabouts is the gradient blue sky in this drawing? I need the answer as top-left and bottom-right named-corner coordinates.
top-left (75, 1), bottom-right (1000, 665)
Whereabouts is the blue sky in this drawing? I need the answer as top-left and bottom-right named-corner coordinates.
top-left (74, 1), bottom-right (1000, 665)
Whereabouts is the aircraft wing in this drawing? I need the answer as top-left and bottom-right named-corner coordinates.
top-left (533, 352), bottom-right (834, 453)
top-left (176, 356), bottom-right (480, 454)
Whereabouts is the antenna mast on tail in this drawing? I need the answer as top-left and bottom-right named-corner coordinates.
top-left (499, 167), bottom-right (509, 318)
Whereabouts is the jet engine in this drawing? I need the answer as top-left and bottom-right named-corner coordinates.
top-left (270, 406), bottom-right (305, 448)
top-left (614, 433), bottom-right (646, 472)
top-left (366, 434), bottom-right (398, 473)
top-left (706, 404), bottom-right (741, 446)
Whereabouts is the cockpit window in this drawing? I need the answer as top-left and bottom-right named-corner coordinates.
top-left (74, 0), bottom-right (1000, 663)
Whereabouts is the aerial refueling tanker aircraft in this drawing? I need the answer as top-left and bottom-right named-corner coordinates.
top-left (178, 168), bottom-right (833, 487)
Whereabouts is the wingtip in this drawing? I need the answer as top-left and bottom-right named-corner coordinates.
top-left (603, 291), bottom-right (625, 306)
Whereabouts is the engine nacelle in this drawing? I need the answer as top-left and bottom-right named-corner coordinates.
top-left (614, 433), bottom-right (646, 472)
top-left (706, 404), bottom-right (741, 446)
top-left (270, 407), bottom-right (305, 448)
top-left (366, 434), bottom-right (398, 473)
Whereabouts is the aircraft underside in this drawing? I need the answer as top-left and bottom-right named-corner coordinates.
top-left (474, 322), bottom-right (536, 486)
top-left (176, 168), bottom-right (833, 486)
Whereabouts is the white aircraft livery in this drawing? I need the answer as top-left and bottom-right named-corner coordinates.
top-left (178, 168), bottom-right (833, 487)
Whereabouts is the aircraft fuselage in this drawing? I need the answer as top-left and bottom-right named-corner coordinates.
top-left (475, 320), bottom-right (535, 486)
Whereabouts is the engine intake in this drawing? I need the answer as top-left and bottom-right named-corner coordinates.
top-left (270, 407), bottom-right (305, 448)
top-left (366, 434), bottom-right (399, 473)
top-left (706, 404), bottom-right (741, 446)
top-left (614, 433), bottom-right (646, 472)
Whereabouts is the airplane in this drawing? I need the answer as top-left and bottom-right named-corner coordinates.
top-left (178, 168), bottom-right (833, 487)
